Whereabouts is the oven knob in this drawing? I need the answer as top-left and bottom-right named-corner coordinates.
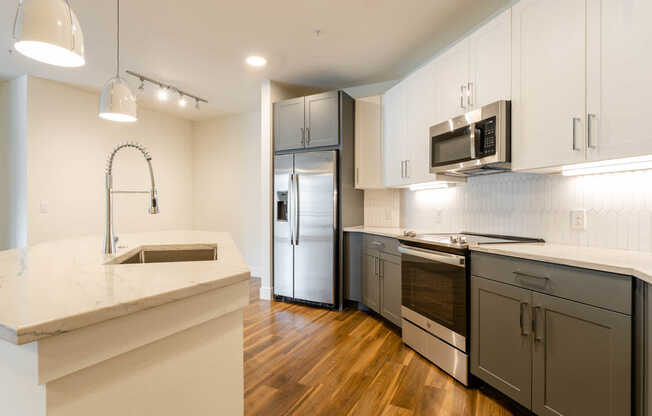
top-left (460, 236), bottom-right (467, 244)
top-left (450, 235), bottom-right (458, 244)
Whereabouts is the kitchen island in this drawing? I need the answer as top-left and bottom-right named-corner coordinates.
top-left (0, 230), bottom-right (250, 416)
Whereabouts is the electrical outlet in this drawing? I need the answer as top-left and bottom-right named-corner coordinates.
top-left (571, 209), bottom-right (587, 230)
top-left (434, 210), bottom-right (443, 225)
top-left (384, 208), bottom-right (393, 222)
top-left (39, 201), bottom-right (49, 214)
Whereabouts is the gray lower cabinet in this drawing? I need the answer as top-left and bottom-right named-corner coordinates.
top-left (471, 252), bottom-right (632, 416)
top-left (305, 91), bottom-right (339, 148)
top-left (531, 291), bottom-right (631, 416)
top-left (274, 96), bottom-right (306, 151)
top-left (471, 277), bottom-right (533, 409)
top-left (362, 253), bottom-right (380, 312)
top-left (379, 253), bottom-right (402, 327)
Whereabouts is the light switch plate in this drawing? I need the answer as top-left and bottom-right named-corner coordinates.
top-left (571, 209), bottom-right (587, 230)
top-left (434, 210), bottom-right (443, 224)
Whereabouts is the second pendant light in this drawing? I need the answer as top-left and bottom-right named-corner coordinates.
top-left (99, 0), bottom-right (137, 122)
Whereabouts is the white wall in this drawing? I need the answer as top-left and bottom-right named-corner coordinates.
top-left (0, 77), bottom-right (28, 250)
top-left (399, 170), bottom-right (652, 252)
top-left (25, 76), bottom-right (194, 245)
top-left (192, 111), bottom-right (262, 276)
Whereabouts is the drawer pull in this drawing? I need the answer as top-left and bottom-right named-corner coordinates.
top-left (514, 271), bottom-right (550, 288)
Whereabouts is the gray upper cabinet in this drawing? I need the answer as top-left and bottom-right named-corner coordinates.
top-left (362, 253), bottom-right (380, 313)
top-left (532, 291), bottom-right (631, 416)
top-left (305, 91), bottom-right (340, 148)
top-left (471, 276), bottom-right (533, 409)
top-left (274, 91), bottom-right (342, 152)
top-left (274, 96), bottom-right (306, 151)
top-left (380, 253), bottom-right (402, 327)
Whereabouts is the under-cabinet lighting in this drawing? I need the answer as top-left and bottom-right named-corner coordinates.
top-left (409, 182), bottom-right (453, 191)
top-left (561, 155), bottom-right (652, 176)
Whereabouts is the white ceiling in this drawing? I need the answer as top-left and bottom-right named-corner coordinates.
top-left (0, 0), bottom-right (510, 120)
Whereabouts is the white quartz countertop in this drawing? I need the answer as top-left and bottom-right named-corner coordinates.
top-left (344, 226), bottom-right (652, 285)
top-left (471, 243), bottom-right (652, 285)
top-left (0, 230), bottom-right (250, 345)
top-left (343, 226), bottom-right (409, 238)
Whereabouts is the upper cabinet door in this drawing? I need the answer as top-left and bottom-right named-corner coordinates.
top-left (405, 60), bottom-right (439, 185)
top-left (468, 9), bottom-right (511, 109)
top-left (382, 83), bottom-right (407, 187)
top-left (355, 96), bottom-right (384, 189)
top-left (305, 91), bottom-right (340, 148)
top-left (436, 39), bottom-right (470, 122)
top-left (585, 0), bottom-right (652, 162)
top-left (531, 292), bottom-right (631, 416)
top-left (511, 0), bottom-right (587, 171)
top-left (274, 97), bottom-right (306, 152)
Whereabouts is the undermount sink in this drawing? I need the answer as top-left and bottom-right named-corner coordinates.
top-left (108, 244), bottom-right (218, 265)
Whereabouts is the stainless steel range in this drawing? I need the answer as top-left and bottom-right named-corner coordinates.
top-left (398, 232), bottom-right (543, 386)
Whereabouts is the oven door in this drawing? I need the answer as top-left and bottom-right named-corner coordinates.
top-left (399, 245), bottom-right (467, 340)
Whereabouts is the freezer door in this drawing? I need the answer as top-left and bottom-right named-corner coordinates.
top-left (293, 151), bottom-right (337, 304)
top-left (273, 154), bottom-right (294, 298)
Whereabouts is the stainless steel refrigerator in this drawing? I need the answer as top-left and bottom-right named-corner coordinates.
top-left (274, 151), bottom-right (337, 305)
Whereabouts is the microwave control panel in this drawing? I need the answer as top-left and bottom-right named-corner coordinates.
top-left (475, 116), bottom-right (497, 157)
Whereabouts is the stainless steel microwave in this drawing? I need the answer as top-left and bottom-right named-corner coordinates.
top-left (430, 100), bottom-right (511, 176)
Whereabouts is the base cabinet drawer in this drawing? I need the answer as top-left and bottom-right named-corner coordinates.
top-left (472, 275), bottom-right (631, 416)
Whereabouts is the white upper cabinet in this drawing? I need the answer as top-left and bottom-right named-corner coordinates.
top-left (436, 39), bottom-right (470, 121)
top-left (405, 59), bottom-right (439, 185)
top-left (511, 0), bottom-right (587, 171)
top-left (585, 0), bottom-right (652, 162)
top-left (468, 9), bottom-right (512, 109)
top-left (354, 96), bottom-right (384, 189)
top-left (382, 83), bottom-right (408, 187)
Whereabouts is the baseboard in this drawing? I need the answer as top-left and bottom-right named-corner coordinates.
top-left (259, 286), bottom-right (273, 300)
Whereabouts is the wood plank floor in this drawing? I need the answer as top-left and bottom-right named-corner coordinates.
top-left (244, 278), bottom-right (524, 416)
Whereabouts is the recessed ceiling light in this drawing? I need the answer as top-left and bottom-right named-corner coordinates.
top-left (246, 55), bottom-right (267, 67)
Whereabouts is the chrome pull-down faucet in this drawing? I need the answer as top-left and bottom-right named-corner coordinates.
top-left (104, 141), bottom-right (159, 255)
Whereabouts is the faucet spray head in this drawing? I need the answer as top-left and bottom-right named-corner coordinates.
top-left (149, 190), bottom-right (160, 214)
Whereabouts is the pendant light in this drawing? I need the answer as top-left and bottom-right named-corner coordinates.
top-left (12, 0), bottom-right (85, 67)
top-left (98, 0), bottom-right (137, 122)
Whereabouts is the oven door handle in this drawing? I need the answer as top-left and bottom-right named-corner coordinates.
top-left (398, 245), bottom-right (465, 267)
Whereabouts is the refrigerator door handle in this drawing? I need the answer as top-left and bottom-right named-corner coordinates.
top-left (288, 173), bottom-right (294, 246)
top-left (294, 173), bottom-right (300, 245)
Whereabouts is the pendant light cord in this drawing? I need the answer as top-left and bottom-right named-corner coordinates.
top-left (116, 0), bottom-right (120, 78)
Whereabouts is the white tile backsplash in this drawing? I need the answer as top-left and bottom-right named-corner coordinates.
top-left (364, 189), bottom-right (400, 227)
top-left (397, 170), bottom-right (652, 252)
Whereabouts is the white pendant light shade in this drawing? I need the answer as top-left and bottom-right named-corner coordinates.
top-left (98, 77), bottom-right (137, 122)
top-left (13, 0), bottom-right (85, 67)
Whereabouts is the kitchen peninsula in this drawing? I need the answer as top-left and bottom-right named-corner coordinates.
top-left (0, 230), bottom-right (250, 416)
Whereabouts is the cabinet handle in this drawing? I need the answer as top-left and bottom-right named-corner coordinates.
top-left (587, 113), bottom-right (597, 149)
top-left (356, 168), bottom-right (359, 185)
top-left (467, 82), bottom-right (473, 107)
top-left (460, 85), bottom-right (467, 109)
top-left (533, 306), bottom-right (544, 342)
top-left (300, 128), bottom-right (305, 145)
top-left (400, 160), bottom-right (405, 178)
top-left (405, 160), bottom-right (409, 178)
top-left (519, 302), bottom-right (530, 336)
top-left (571, 117), bottom-right (581, 151)
top-left (306, 127), bottom-right (311, 145)
top-left (379, 259), bottom-right (384, 278)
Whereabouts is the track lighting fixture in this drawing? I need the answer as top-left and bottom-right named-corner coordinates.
top-left (125, 70), bottom-right (207, 111)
